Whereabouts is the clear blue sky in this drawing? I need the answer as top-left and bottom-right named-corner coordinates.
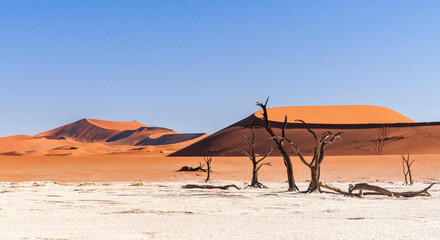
top-left (1, 1), bottom-right (440, 137)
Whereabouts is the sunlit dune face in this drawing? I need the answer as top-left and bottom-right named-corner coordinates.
top-left (85, 119), bottom-right (147, 130)
top-left (254, 105), bottom-right (415, 124)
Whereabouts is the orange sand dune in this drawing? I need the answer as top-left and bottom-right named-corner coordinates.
top-left (35, 118), bottom-right (148, 143)
top-left (0, 137), bottom-right (83, 154)
top-left (24, 118), bottom-right (206, 155)
top-left (85, 118), bottom-right (146, 130)
top-left (0, 135), bottom-right (32, 144)
top-left (172, 106), bottom-right (438, 156)
top-left (255, 105), bottom-right (414, 124)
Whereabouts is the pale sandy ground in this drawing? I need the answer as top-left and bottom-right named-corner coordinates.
top-left (0, 180), bottom-right (439, 239)
top-left (0, 154), bottom-right (439, 239)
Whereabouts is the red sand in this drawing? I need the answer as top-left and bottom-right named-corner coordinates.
top-left (0, 154), bottom-right (438, 182)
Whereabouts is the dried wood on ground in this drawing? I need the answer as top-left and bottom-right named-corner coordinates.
top-left (348, 183), bottom-right (435, 197)
top-left (320, 182), bottom-right (435, 197)
top-left (177, 162), bottom-right (207, 172)
top-left (181, 184), bottom-right (240, 190)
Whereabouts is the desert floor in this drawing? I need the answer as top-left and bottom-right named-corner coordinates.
top-left (0, 154), bottom-right (439, 239)
top-left (0, 154), bottom-right (439, 182)
top-left (0, 180), bottom-right (439, 239)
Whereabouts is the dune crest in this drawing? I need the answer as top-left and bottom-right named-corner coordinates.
top-left (254, 105), bottom-right (414, 124)
top-left (85, 118), bottom-right (147, 130)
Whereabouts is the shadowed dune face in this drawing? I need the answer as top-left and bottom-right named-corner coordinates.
top-left (171, 106), bottom-right (440, 156)
top-left (254, 105), bottom-right (415, 124)
top-left (106, 127), bottom-right (178, 145)
top-left (136, 133), bottom-right (207, 146)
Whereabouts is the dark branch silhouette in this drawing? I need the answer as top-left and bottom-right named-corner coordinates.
top-left (280, 119), bottom-right (342, 193)
top-left (256, 97), bottom-right (298, 191)
top-left (240, 125), bottom-right (273, 188)
top-left (204, 156), bottom-right (212, 182)
top-left (177, 162), bottom-right (207, 172)
top-left (401, 153), bottom-right (415, 185)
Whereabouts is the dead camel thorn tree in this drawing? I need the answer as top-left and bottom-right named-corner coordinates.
top-left (241, 125), bottom-right (273, 188)
top-left (280, 119), bottom-right (342, 193)
top-left (375, 124), bottom-right (389, 155)
top-left (401, 153), bottom-right (415, 185)
top-left (203, 156), bottom-right (212, 182)
top-left (256, 97), bottom-right (298, 191)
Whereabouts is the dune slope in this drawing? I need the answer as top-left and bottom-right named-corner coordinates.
top-left (171, 106), bottom-right (440, 156)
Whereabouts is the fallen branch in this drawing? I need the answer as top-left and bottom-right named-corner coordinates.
top-left (181, 184), bottom-right (240, 190)
top-left (319, 182), bottom-right (348, 195)
top-left (348, 183), bottom-right (393, 197)
top-left (392, 183), bottom-right (435, 197)
top-left (177, 162), bottom-right (207, 172)
top-left (348, 183), bottom-right (435, 197)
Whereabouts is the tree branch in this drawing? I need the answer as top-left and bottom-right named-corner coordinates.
top-left (296, 119), bottom-right (317, 141)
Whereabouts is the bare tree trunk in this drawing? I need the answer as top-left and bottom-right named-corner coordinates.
top-left (250, 167), bottom-right (258, 187)
top-left (240, 125), bottom-right (272, 188)
top-left (204, 157), bottom-right (212, 182)
top-left (281, 151), bottom-right (297, 191)
top-left (256, 98), bottom-right (298, 191)
top-left (282, 120), bottom-right (342, 193)
top-left (308, 165), bottom-right (321, 192)
top-left (401, 154), bottom-right (415, 185)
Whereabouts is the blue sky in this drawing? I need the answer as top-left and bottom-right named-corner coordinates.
top-left (1, 1), bottom-right (440, 136)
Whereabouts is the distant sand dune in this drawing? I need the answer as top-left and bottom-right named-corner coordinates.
top-left (1, 119), bottom-right (206, 156)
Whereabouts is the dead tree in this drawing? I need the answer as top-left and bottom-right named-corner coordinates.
top-left (401, 153), bottom-right (415, 185)
top-left (241, 125), bottom-right (273, 188)
top-left (281, 120), bottom-right (342, 193)
top-left (375, 125), bottom-right (389, 155)
top-left (204, 156), bottom-right (212, 182)
top-left (256, 97), bottom-right (298, 191)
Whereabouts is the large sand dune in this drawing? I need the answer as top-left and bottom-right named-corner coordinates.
top-left (1, 119), bottom-right (206, 156)
top-left (172, 105), bottom-right (440, 156)
top-left (35, 118), bottom-right (147, 143)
